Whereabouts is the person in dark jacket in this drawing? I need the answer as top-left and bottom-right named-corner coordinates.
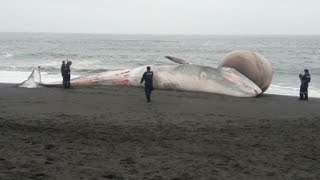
top-left (65, 61), bottom-right (72, 89)
top-left (140, 66), bottom-right (154, 102)
top-left (61, 61), bottom-right (67, 88)
top-left (299, 69), bottom-right (311, 100)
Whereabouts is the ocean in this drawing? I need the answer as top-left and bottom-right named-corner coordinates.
top-left (0, 32), bottom-right (319, 97)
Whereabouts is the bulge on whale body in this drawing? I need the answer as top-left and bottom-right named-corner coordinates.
top-left (219, 50), bottom-right (273, 93)
top-left (19, 50), bottom-right (273, 97)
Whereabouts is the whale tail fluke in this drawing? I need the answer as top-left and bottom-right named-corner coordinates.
top-left (19, 66), bottom-right (42, 88)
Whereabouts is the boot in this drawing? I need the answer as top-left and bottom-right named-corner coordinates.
top-left (299, 92), bottom-right (304, 100)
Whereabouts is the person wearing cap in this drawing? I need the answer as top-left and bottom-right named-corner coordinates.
top-left (140, 66), bottom-right (154, 102)
top-left (299, 69), bottom-right (311, 100)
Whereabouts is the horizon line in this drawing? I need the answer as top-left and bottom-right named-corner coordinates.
top-left (1, 31), bottom-right (320, 36)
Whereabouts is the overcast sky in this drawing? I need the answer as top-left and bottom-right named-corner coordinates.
top-left (0, 0), bottom-right (319, 34)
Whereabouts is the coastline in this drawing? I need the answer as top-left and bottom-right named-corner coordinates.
top-left (0, 83), bottom-right (319, 179)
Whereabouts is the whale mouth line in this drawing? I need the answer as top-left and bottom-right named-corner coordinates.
top-left (220, 68), bottom-right (262, 96)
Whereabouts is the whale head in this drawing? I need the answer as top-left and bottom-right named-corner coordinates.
top-left (216, 67), bottom-right (262, 97)
top-left (151, 65), bottom-right (262, 97)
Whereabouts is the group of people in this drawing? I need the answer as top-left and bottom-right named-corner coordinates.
top-left (141, 67), bottom-right (312, 102)
top-left (59, 60), bottom-right (312, 102)
top-left (61, 60), bottom-right (72, 89)
top-left (139, 67), bottom-right (313, 102)
top-left (59, 61), bottom-right (154, 102)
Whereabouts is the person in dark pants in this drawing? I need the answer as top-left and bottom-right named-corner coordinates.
top-left (61, 61), bottom-right (67, 88)
top-left (299, 69), bottom-right (311, 100)
top-left (140, 66), bottom-right (154, 102)
top-left (65, 61), bottom-right (72, 89)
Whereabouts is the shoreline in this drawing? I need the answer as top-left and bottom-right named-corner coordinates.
top-left (1, 82), bottom-right (319, 99)
top-left (1, 83), bottom-right (319, 179)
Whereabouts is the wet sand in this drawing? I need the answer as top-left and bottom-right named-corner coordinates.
top-left (0, 83), bottom-right (319, 179)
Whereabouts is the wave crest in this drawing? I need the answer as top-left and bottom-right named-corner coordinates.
top-left (1, 52), bottom-right (14, 58)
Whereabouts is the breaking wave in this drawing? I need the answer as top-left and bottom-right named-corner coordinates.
top-left (1, 52), bottom-right (14, 58)
top-left (266, 84), bottom-right (320, 98)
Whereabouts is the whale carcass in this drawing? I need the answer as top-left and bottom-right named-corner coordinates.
top-left (19, 52), bottom-right (272, 97)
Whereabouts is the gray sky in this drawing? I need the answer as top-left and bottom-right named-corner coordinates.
top-left (0, 0), bottom-right (319, 34)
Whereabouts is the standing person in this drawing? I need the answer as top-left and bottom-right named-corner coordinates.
top-left (65, 61), bottom-right (72, 89)
top-left (61, 61), bottom-right (67, 88)
top-left (140, 66), bottom-right (154, 102)
top-left (299, 69), bottom-right (311, 100)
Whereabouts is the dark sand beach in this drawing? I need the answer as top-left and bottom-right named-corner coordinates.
top-left (0, 83), bottom-right (319, 179)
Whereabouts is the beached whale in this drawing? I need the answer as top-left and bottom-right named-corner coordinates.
top-left (19, 55), bottom-right (264, 97)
